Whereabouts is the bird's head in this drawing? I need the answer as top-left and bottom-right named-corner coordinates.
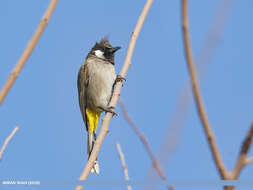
top-left (90, 38), bottom-right (121, 64)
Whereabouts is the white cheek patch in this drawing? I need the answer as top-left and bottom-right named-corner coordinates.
top-left (94, 50), bottom-right (104, 58)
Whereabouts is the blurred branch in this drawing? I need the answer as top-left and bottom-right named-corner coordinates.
top-left (0, 0), bottom-right (58, 106)
top-left (119, 99), bottom-right (174, 190)
top-left (245, 156), bottom-right (253, 165)
top-left (75, 1), bottom-right (154, 190)
top-left (232, 123), bottom-right (253, 179)
top-left (0, 126), bottom-right (19, 160)
top-left (115, 141), bottom-right (132, 190)
top-left (181, 0), bottom-right (228, 179)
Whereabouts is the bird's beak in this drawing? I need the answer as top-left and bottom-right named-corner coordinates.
top-left (109, 46), bottom-right (121, 54)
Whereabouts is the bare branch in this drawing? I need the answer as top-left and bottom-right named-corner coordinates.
top-left (146, 0), bottom-right (231, 184)
top-left (0, 126), bottom-right (20, 160)
top-left (240, 123), bottom-right (253, 155)
top-left (181, 0), bottom-right (228, 179)
top-left (115, 141), bottom-right (132, 190)
top-left (75, 1), bottom-right (154, 189)
top-left (119, 99), bottom-right (174, 190)
top-left (232, 123), bottom-right (253, 178)
top-left (0, 0), bottom-right (58, 106)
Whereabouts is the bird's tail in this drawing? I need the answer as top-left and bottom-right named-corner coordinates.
top-left (87, 132), bottom-right (100, 174)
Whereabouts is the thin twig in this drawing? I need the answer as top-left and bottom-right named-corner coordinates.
top-left (0, 126), bottom-right (20, 160)
top-left (115, 141), bottom-right (132, 190)
top-left (0, 0), bottom-right (58, 106)
top-left (232, 123), bottom-right (253, 179)
top-left (119, 99), bottom-right (174, 190)
top-left (75, 1), bottom-right (154, 190)
top-left (181, 0), bottom-right (228, 179)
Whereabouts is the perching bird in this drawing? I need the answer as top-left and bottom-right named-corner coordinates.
top-left (77, 38), bottom-right (121, 174)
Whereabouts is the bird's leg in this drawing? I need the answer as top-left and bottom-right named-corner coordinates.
top-left (98, 106), bottom-right (118, 116)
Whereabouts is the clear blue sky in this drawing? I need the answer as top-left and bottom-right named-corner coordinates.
top-left (0, 0), bottom-right (253, 190)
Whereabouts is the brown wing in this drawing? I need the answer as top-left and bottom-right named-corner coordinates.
top-left (77, 63), bottom-right (89, 131)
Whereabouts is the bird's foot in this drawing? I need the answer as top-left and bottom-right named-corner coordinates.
top-left (98, 106), bottom-right (118, 116)
top-left (116, 75), bottom-right (126, 83)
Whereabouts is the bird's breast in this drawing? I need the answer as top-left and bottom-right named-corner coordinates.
top-left (86, 60), bottom-right (116, 110)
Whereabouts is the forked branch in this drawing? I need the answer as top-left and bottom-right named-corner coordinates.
top-left (232, 123), bottom-right (253, 179)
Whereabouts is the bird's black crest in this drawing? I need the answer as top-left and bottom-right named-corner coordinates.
top-left (99, 37), bottom-right (112, 48)
top-left (91, 37), bottom-right (112, 52)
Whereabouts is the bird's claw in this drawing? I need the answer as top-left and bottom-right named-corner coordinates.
top-left (99, 106), bottom-right (118, 116)
top-left (116, 75), bottom-right (126, 83)
top-left (107, 106), bottom-right (118, 116)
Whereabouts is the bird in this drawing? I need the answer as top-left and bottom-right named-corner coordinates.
top-left (77, 38), bottom-right (121, 174)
